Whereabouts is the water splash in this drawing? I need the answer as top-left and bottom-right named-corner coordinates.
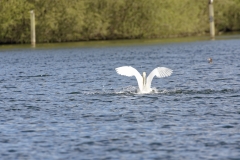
top-left (82, 87), bottom-right (238, 96)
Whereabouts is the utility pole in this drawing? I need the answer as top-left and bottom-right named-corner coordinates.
top-left (30, 10), bottom-right (36, 47)
top-left (209, 0), bottom-right (215, 39)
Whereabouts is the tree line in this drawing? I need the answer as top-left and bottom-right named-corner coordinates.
top-left (0, 0), bottom-right (240, 44)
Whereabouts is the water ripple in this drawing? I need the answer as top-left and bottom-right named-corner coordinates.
top-left (0, 39), bottom-right (240, 159)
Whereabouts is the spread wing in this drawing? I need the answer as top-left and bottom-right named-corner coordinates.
top-left (146, 67), bottom-right (173, 88)
top-left (115, 66), bottom-right (143, 91)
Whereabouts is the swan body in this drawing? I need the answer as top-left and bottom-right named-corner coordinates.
top-left (115, 66), bottom-right (173, 93)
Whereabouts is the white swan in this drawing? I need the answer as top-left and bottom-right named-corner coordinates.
top-left (115, 66), bottom-right (173, 93)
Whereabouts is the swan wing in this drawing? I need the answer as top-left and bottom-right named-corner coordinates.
top-left (115, 66), bottom-right (143, 91)
top-left (146, 67), bottom-right (173, 88)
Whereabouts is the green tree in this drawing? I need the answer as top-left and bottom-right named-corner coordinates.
top-left (0, 0), bottom-right (32, 43)
top-left (215, 0), bottom-right (240, 32)
top-left (0, 0), bottom-right (240, 43)
top-left (27, 0), bottom-right (85, 42)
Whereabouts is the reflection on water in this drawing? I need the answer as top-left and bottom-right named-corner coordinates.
top-left (0, 34), bottom-right (240, 159)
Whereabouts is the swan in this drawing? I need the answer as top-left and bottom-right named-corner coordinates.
top-left (115, 66), bottom-right (173, 93)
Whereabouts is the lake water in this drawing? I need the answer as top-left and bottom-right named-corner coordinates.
top-left (0, 36), bottom-right (240, 159)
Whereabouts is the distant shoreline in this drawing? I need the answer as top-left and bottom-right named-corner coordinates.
top-left (1, 31), bottom-right (240, 45)
top-left (1, 32), bottom-right (240, 49)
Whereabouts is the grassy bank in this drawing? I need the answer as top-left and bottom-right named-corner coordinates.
top-left (0, 0), bottom-right (240, 44)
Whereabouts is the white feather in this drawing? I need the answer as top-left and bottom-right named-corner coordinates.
top-left (146, 67), bottom-right (173, 88)
top-left (115, 66), bottom-right (143, 91)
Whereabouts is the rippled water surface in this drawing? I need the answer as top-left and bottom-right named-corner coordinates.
top-left (0, 37), bottom-right (240, 159)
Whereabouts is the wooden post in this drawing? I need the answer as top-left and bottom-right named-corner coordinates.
top-left (209, 0), bottom-right (215, 39)
top-left (30, 10), bottom-right (36, 47)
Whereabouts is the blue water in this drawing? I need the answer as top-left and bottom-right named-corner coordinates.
top-left (0, 37), bottom-right (240, 159)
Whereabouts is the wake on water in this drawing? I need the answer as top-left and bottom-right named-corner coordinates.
top-left (82, 86), bottom-right (239, 96)
top-left (82, 86), bottom-right (166, 95)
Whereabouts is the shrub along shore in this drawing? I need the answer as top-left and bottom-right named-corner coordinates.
top-left (0, 0), bottom-right (240, 44)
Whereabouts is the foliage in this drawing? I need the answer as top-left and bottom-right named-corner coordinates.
top-left (214, 0), bottom-right (240, 32)
top-left (0, 0), bottom-right (240, 43)
top-left (0, 0), bottom-right (33, 43)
